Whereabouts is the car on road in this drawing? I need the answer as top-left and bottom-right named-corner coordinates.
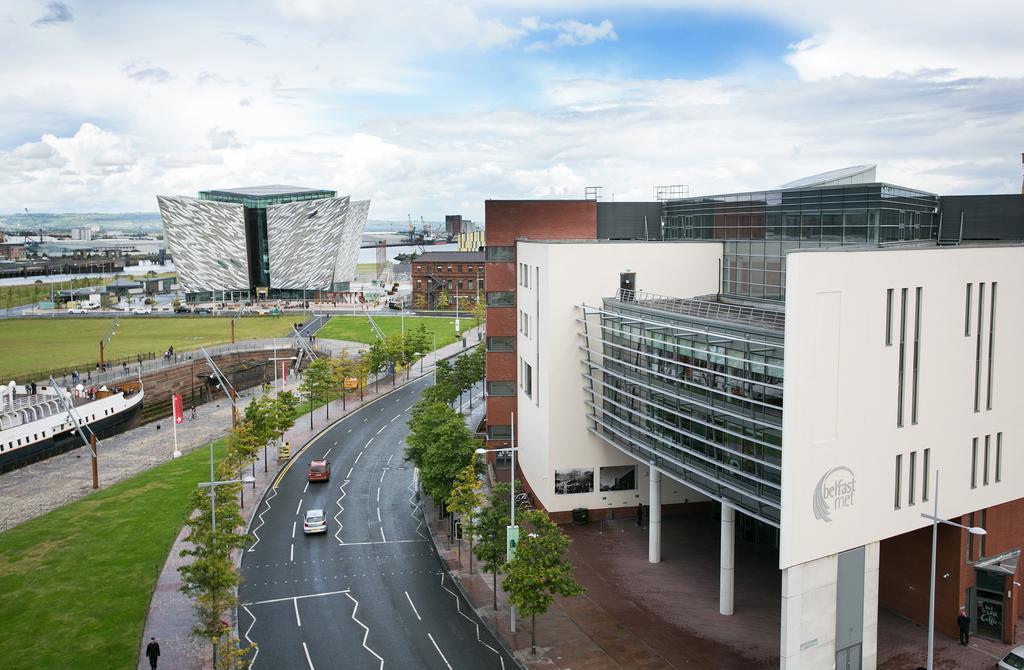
top-left (131, 307), bottom-right (152, 315)
top-left (67, 307), bottom-right (88, 314)
top-left (194, 307), bottom-right (213, 315)
top-left (1000, 646), bottom-right (1024, 669)
top-left (303, 509), bottom-right (327, 534)
top-left (308, 459), bottom-right (330, 482)
top-left (174, 305), bottom-right (190, 313)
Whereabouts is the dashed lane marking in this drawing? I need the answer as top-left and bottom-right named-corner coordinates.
top-left (376, 487), bottom-right (381, 502)
top-left (302, 642), bottom-right (314, 670)
top-left (290, 543), bottom-right (294, 562)
top-left (293, 597), bottom-right (302, 627)
top-left (404, 590), bottom-right (422, 621)
top-left (427, 633), bottom-right (453, 670)
top-left (323, 447), bottom-right (332, 457)
top-left (391, 414), bottom-right (401, 422)
top-left (303, 481), bottom-right (309, 494)
top-left (380, 526), bottom-right (386, 543)
top-left (376, 507), bottom-right (381, 523)
top-left (376, 426), bottom-right (385, 435)
top-left (295, 498), bottom-right (303, 515)
top-left (379, 469), bottom-right (386, 484)
top-left (346, 467), bottom-right (353, 478)
top-left (365, 438), bottom-right (374, 448)
top-left (354, 451), bottom-right (363, 464)
top-left (292, 521), bottom-right (296, 539)
top-left (386, 454), bottom-right (393, 466)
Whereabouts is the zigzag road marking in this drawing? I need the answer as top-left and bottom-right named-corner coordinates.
top-left (242, 605), bottom-right (260, 668)
top-left (248, 486), bottom-right (279, 552)
top-left (439, 573), bottom-right (506, 670)
top-left (334, 479), bottom-right (350, 545)
top-left (345, 592), bottom-right (384, 670)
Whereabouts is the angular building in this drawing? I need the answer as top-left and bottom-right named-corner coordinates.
top-left (158, 185), bottom-right (369, 302)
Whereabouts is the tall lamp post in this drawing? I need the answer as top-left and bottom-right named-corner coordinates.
top-left (99, 318), bottom-right (118, 368)
top-left (921, 470), bottom-right (987, 670)
top-left (475, 411), bottom-right (520, 632)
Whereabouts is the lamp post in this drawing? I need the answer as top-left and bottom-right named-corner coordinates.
top-left (921, 471), bottom-right (987, 670)
top-left (475, 411), bottom-right (519, 631)
top-left (99, 318), bottom-right (118, 369)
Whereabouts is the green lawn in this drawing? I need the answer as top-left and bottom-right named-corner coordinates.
top-left (0, 278), bottom-right (100, 310)
top-left (0, 316), bottom-right (295, 380)
top-left (0, 441), bottom-right (228, 670)
top-left (317, 315), bottom-right (473, 348)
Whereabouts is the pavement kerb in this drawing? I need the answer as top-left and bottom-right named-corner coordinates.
top-left (420, 493), bottom-right (529, 670)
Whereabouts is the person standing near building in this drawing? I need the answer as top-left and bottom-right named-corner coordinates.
top-left (145, 637), bottom-right (161, 668)
top-left (957, 608), bottom-right (971, 646)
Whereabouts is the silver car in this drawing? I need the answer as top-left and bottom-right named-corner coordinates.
top-left (303, 509), bottom-right (327, 534)
top-left (999, 646), bottom-right (1024, 669)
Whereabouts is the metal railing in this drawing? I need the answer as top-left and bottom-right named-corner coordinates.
top-left (615, 288), bottom-right (786, 330)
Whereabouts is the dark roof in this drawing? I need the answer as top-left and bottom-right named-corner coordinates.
top-left (106, 278), bottom-right (142, 288)
top-left (202, 185), bottom-right (326, 198)
top-left (414, 251), bottom-right (485, 262)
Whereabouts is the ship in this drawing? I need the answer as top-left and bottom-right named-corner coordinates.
top-left (0, 380), bottom-right (144, 473)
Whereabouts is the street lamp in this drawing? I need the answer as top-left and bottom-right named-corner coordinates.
top-left (921, 471), bottom-right (987, 670)
top-left (475, 411), bottom-right (521, 632)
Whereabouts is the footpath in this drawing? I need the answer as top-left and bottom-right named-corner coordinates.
top-left (136, 327), bottom-right (483, 670)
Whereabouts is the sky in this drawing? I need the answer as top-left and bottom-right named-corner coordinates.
top-left (1, 0), bottom-right (1022, 220)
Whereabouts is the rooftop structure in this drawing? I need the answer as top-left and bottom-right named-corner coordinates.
top-left (198, 185), bottom-right (337, 209)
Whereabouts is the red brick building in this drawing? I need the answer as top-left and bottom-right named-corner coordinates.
top-left (411, 250), bottom-right (485, 309)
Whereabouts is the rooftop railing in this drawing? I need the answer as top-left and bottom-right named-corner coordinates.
top-left (615, 288), bottom-right (786, 331)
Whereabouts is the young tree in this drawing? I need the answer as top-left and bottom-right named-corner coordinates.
top-left (364, 338), bottom-right (389, 392)
top-left (471, 296), bottom-right (486, 327)
top-left (436, 288), bottom-right (450, 309)
top-left (474, 482), bottom-right (512, 609)
top-left (228, 421), bottom-right (262, 501)
top-left (503, 509), bottom-right (585, 655)
top-left (447, 463), bottom-right (484, 571)
top-left (298, 358), bottom-right (334, 428)
top-left (413, 293), bottom-right (428, 310)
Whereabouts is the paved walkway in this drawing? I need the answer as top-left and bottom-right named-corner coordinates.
top-left (136, 327), bottom-right (483, 669)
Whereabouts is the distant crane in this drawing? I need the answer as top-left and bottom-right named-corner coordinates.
top-left (23, 208), bottom-right (43, 243)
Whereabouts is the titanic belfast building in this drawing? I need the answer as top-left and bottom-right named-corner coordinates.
top-left (157, 185), bottom-right (368, 302)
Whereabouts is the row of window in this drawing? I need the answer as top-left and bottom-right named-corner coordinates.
top-left (3, 409), bottom-right (113, 452)
top-left (415, 264), bottom-right (484, 274)
top-left (966, 282), bottom-right (997, 413)
top-left (893, 448), bottom-right (930, 509)
top-left (416, 278), bottom-right (479, 291)
top-left (971, 433), bottom-right (1003, 489)
top-left (886, 286), bottom-right (922, 427)
top-left (486, 246), bottom-right (515, 261)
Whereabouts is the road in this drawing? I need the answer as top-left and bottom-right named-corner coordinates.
top-left (238, 373), bottom-right (511, 670)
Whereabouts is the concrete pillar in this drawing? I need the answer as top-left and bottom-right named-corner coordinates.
top-left (720, 502), bottom-right (735, 615)
top-left (648, 466), bottom-right (661, 564)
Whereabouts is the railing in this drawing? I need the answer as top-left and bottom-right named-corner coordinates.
top-left (616, 288), bottom-right (786, 330)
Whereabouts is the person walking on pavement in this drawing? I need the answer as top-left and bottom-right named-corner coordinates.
top-left (145, 637), bottom-right (160, 668)
top-left (957, 608), bottom-right (971, 646)
top-left (636, 502), bottom-right (644, 528)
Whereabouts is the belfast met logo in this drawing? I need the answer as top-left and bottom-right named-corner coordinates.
top-left (812, 466), bottom-right (856, 522)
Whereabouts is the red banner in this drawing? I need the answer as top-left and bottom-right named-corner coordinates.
top-left (172, 393), bottom-right (184, 425)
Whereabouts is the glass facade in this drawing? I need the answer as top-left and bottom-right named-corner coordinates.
top-left (663, 183), bottom-right (939, 300)
top-left (580, 290), bottom-right (784, 525)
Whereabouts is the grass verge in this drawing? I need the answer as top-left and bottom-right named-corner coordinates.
top-left (0, 440), bottom-right (227, 670)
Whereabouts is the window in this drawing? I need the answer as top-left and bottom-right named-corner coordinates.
top-left (467, 279), bottom-right (474, 290)
top-left (522, 359), bottom-right (533, 398)
top-left (486, 381), bottom-right (516, 396)
top-left (894, 454), bottom-right (902, 509)
top-left (912, 287), bottom-right (922, 424)
top-left (487, 425), bottom-right (512, 439)
top-left (897, 287), bottom-right (907, 427)
top-left (995, 433), bottom-right (1002, 483)
top-left (486, 336), bottom-right (515, 351)
top-left (922, 448), bottom-right (930, 501)
top-left (983, 434), bottom-right (991, 485)
top-left (971, 437), bottom-right (978, 488)
top-left (486, 291), bottom-right (515, 307)
top-left (486, 246), bottom-right (515, 261)
top-left (885, 288), bottom-right (893, 345)
top-left (445, 280), bottom-right (451, 290)
top-left (908, 451), bottom-right (917, 505)
top-left (987, 282), bottom-right (997, 410)
top-left (975, 283), bottom-right (985, 412)
top-left (964, 283), bottom-right (972, 336)
top-left (447, 265), bottom-right (453, 272)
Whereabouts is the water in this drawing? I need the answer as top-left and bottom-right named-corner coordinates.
top-left (356, 243), bottom-right (459, 264)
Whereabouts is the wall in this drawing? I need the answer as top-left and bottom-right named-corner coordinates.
top-left (515, 240), bottom-right (722, 515)
top-left (781, 244), bottom-right (1024, 570)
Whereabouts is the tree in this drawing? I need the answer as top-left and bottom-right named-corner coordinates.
top-left (364, 338), bottom-right (389, 392)
top-left (436, 288), bottom-right (450, 309)
top-left (298, 358), bottom-right (334, 428)
top-left (330, 350), bottom-right (359, 410)
top-left (405, 400), bottom-right (477, 503)
top-left (472, 296), bottom-right (486, 327)
top-left (474, 482), bottom-right (512, 610)
top-left (447, 464), bottom-right (484, 571)
top-left (413, 293), bottom-right (428, 310)
top-left (227, 421), bottom-right (262, 503)
top-left (502, 509), bottom-right (585, 655)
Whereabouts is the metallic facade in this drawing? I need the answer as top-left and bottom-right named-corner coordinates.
top-left (333, 199), bottom-right (370, 284)
top-left (266, 196), bottom-right (350, 290)
top-left (157, 195), bottom-right (249, 292)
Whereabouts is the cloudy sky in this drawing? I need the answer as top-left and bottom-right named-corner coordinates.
top-left (1, 0), bottom-right (1022, 219)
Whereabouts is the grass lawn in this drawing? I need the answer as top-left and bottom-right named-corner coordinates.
top-left (0, 278), bottom-right (100, 310)
top-left (0, 440), bottom-right (227, 670)
top-left (0, 316), bottom-right (294, 380)
top-left (317, 315), bottom-right (474, 348)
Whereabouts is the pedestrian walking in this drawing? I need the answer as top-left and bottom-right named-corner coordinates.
top-left (636, 503), bottom-right (644, 528)
top-left (189, 406), bottom-right (197, 420)
top-left (145, 637), bottom-right (161, 669)
top-left (958, 608), bottom-right (971, 646)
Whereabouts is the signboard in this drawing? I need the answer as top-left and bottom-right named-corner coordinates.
top-left (172, 394), bottom-right (184, 425)
top-left (454, 317), bottom-right (461, 333)
top-left (344, 377), bottom-right (359, 390)
top-left (506, 525), bottom-right (519, 561)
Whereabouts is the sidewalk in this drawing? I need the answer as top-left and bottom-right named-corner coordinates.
top-left (137, 327), bottom-right (483, 669)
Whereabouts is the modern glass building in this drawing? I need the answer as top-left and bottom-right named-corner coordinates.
top-left (662, 166), bottom-right (939, 300)
top-left (158, 185), bottom-right (369, 302)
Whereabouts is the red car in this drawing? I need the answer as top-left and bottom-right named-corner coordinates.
top-left (308, 459), bottom-right (330, 482)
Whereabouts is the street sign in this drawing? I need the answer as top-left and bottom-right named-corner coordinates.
top-left (506, 524), bottom-right (519, 561)
top-left (344, 377), bottom-right (359, 389)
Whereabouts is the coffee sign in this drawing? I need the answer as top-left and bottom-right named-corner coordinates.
top-left (812, 466), bottom-right (856, 522)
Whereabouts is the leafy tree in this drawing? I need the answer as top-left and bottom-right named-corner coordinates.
top-left (413, 293), bottom-right (428, 310)
top-left (405, 400), bottom-right (477, 503)
top-left (298, 358), bottom-right (334, 427)
top-left (472, 296), bottom-right (486, 327)
top-left (330, 350), bottom-right (360, 410)
top-left (447, 464), bottom-right (484, 571)
top-left (227, 421), bottom-right (262, 500)
top-left (364, 338), bottom-right (389, 391)
top-left (503, 509), bottom-right (585, 655)
top-left (474, 482), bottom-right (512, 609)
top-left (437, 287), bottom-right (450, 309)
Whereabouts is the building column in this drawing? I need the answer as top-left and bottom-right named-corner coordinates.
top-left (648, 466), bottom-right (661, 564)
top-left (720, 502), bottom-right (735, 615)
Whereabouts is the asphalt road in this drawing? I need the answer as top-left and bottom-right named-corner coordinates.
top-left (238, 373), bottom-right (511, 670)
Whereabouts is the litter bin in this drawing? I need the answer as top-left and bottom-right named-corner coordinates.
top-left (572, 507), bottom-right (589, 525)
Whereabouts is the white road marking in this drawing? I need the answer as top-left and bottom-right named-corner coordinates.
top-left (376, 426), bottom-right (386, 435)
top-left (241, 606), bottom-right (259, 668)
top-left (405, 405), bottom-right (413, 411)
top-left (376, 487), bottom-right (381, 502)
top-left (365, 438), bottom-right (374, 448)
top-left (333, 441), bottom-right (338, 446)
top-left (354, 451), bottom-right (363, 464)
top-left (294, 597), bottom-right (302, 626)
top-left (248, 486), bottom-right (278, 552)
top-left (379, 469), bottom-right (386, 484)
top-left (334, 480), bottom-right (350, 545)
top-left (404, 591), bottom-right (422, 620)
top-left (376, 507), bottom-right (381, 522)
top-left (427, 633), bottom-right (453, 670)
top-left (329, 539), bottom-right (425, 546)
top-left (302, 642), bottom-right (314, 670)
top-left (323, 447), bottom-right (332, 457)
top-left (363, 418), bottom-right (367, 422)
top-left (295, 498), bottom-right (303, 515)
top-left (348, 428), bottom-right (352, 433)
top-left (386, 454), bottom-right (393, 466)
top-left (303, 481), bottom-right (309, 494)
top-left (391, 414), bottom-right (400, 422)
top-left (290, 544), bottom-right (294, 562)
top-left (345, 592), bottom-right (385, 670)
top-left (380, 526), bottom-right (386, 542)
top-left (292, 521), bottom-right (296, 539)
top-left (346, 467), bottom-right (353, 478)
top-left (439, 572), bottom-right (506, 670)
top-left (241, 588), bottom-right (350, 606)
